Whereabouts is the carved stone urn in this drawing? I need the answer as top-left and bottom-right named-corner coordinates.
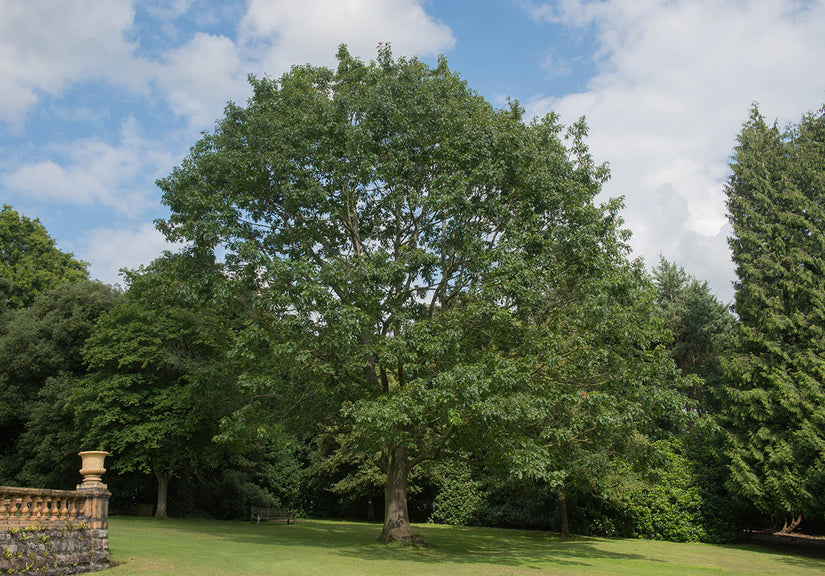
top-left (78, 450), bottom-right (110, 489)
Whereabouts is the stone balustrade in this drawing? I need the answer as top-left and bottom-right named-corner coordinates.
top-left (0, 487), bottom-right (87, 528)
top-left (0, 452), bottom-right (111, 574)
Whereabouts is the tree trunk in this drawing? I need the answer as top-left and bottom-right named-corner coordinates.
top-left (154, 468), bottom-right (170, 518)
top-left (780, 515), bottom-right (802, 534)
top-left (379, 444), bottom-right (422, 545)
top-left (558, 489), bottom-right (570, 537)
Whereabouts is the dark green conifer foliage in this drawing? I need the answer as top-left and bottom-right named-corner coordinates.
top-left (724, 104), bottom-right (825, 524)
top-left (0, 280), bottom-right (116, 485)
top-left (652, 257), bottom-right (735, 413)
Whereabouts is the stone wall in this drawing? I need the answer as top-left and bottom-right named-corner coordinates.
top-left (0, 525), bottom-right (108, 575)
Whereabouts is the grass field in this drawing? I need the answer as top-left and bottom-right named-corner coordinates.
top-left (106, 516), bottom-right (825, 576)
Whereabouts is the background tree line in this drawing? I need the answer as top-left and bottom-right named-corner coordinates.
top-left (1, 48), bottom-right (823, 543)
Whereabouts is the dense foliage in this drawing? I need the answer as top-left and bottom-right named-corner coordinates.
top-left (0, 205), bottom-right (101, 487)
top-left (4, 59), bottom-right (823, 544)
top-left (652, 257), bottom-right (735, 413)
top-left (0, 204), bottom-right (88, 311)
top-left (723, 105), bottom-right (825, 526)
top-left (0, 280), bottom-right (117, 487)
top-left (156, 45), bottom-right (686, 543)
top-left (75, 253), bottom-right (240, 517)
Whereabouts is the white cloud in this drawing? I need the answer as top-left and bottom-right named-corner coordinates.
top-left (80, 222), bottom-right (180, 287)
top-left (2, 118), bottom-right (176, 215)
top-left (525, 0), bottom-right (825, 302)
top-left (146, 0), bottom-right (459, 130)
top-left (0, 0), bottom-right (456, 131)
top-left (540, 51), bottom-right (574, 79)
top-left (0, 1), bottom-right (245, 130)
top-left (156, 32), bottom-right (249, 128)
top-left (0, 0), bottom-right (146, 124)
top-left (238, 0), bottom-right (456, 75)
top-left (144, 0), bottom-right (458, 130)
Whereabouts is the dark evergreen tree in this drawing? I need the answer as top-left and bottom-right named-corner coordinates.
top-left (724, 104), bottom-right (825, 530)
top-left (652, 257), bottom-right (735, 414)
top-left (0, 280), bottom-right (117, 486)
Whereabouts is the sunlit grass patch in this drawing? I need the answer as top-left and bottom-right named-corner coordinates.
top-left (107, 516), bottom-right (825, 576)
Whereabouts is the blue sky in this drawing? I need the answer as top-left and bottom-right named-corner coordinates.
top-left (2, 0), bottom-right (825, 303)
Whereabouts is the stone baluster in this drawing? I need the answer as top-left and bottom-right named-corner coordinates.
top-left (69, 497), bottom-right (82, 520)
top-left (33, 495), bottom-right (43, 519)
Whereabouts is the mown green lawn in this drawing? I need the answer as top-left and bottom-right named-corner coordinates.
top-left (107, 516), bottom-right (825, 576)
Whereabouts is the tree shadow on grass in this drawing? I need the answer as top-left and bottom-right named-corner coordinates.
top-left (737, 548), bottom-right (825, 574)
top-left (209, 520), bottom-right (654, 569)
top-left (730, 534), bottom-right (825, 573)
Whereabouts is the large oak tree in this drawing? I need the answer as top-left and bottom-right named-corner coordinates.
top-left (157, 46), bottom-right (683, 543)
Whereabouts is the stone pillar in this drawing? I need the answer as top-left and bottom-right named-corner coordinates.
top-left (77, 451), bottom-right (111, 529)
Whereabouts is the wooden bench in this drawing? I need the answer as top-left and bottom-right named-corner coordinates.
top-left (250, 506), bottom-right (296, 525)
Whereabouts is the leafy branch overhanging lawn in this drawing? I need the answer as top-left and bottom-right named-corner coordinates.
top-left (107, 517), bottom-right (825, 576)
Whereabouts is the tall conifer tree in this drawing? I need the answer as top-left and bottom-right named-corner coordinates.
top-left (724, 105), bottom-right (825, 527)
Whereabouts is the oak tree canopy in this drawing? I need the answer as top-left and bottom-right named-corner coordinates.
top-left (157, 45), bottom-right (683, 543)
